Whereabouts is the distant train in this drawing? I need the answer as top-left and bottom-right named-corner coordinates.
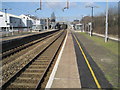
top-left (60, 24), bottom-right (68, 30)
top-left (55, 23), bottom-right (68, 30)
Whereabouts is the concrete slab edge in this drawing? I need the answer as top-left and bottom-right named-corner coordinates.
top-left (45, 30), bottom-right (68, 89)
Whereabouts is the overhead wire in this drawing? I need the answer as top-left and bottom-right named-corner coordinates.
top-left (2, 2), bottom-right (38, 15)
top-left (1, 1), bottom-right (82, 21)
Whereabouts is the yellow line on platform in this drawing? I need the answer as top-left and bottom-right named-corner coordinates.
top-left (73, 34), bottom-right (101, 89)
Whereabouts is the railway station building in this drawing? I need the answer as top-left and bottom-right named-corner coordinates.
top-left (0, 11), bottom-right (47, 32)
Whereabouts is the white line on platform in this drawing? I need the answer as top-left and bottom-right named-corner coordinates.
top-left (45, 30), bottom-right (68, 89)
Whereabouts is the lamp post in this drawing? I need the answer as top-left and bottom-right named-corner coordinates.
top-left (62, 0), bottom-right (69, 12)
top-left (2, 8), bottom-right (12, 36)
top-left (35, 0), bottom-right (42, 12)
top-left (81, 15), bottom-right (86, 32)
top-left (86, 5), bottom-right (99, 36)
top-left (105, 0), bottom-right (108, 42)
top-left (3, 9), bottom-right (11, 31)
top-left (5, 9), bottom-right (7, 32)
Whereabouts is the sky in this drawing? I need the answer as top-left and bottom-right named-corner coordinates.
top-left (0, 1), bottom-right (118, 21)
top-left (1, 0), bottom-right (119, 2)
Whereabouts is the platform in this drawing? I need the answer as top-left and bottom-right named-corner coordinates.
top-left (73, 31), bottom-right (118, 88)
top-left (46, 30), bottom-right (81, 88)
top-left (1, 29), bottom-right (57, 42)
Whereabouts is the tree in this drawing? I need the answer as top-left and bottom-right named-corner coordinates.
top-left (51, 12), bottom-right (56, 22)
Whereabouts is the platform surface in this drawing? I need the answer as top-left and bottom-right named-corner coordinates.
top-left (51, 30), bottom-right (81, 88)
top-left (1, 29), bottom-right (56, 42)
top-left (73, 31), bottom-right (118, 88)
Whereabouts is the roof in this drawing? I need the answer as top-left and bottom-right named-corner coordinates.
top-left (0, 11), bottom-right (21, 18)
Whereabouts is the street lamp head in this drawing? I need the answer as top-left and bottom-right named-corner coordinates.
top-left (62, 7), bottom-right (69, 12)
top-left (2, 8), bottom-right (12, 10)
top-left (35, 8), bottom-right (41, 12)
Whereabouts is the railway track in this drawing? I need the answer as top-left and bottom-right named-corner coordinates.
top-left (1, 31), bottom-right (61, 78)
top-left (2, 30), bottom-right (59, 59)
top-left (1, 30), bottom-right (66, 89)
top-left (2, 31), bottom-right (63, 84)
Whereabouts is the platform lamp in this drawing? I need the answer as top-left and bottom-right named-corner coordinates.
top-left (62, 0), bottom-right (69, 12)
top-left (35, 0), bottom-right (42, 12)
top-left (27, 13), bottom-right (31, 32)
top-left (86, 5), bottom-right (99, 37)
top-left (34, 0), bottom-right (42, 30)
top-left (2, 8), bottom-right (12, 35)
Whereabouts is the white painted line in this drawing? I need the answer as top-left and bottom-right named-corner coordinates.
top-left (45, 31), bottom-right (68, 89)
top-left (92, 32), bottom-right (120, 41)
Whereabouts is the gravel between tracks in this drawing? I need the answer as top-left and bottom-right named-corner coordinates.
top-left (1, 30), bottom-right (64, 87)
top-left (4, 30), bottom-right (66, 89)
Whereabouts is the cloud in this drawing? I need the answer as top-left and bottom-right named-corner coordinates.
top-left (70, 2), bottom-right (77, 7)
top-left (45, 0), bottom-right (65, 2)
top-left (85, 2), bottom-right (94, 7)
top-left (2, 0), bottom-right (119, 2)
top-left (45, 2), bottom-right (78, 10)
top-left (45, 2), bottom-right (65, 9)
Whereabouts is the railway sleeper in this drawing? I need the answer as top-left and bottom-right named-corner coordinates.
top-left (12, 78), bottom-right (39, 84)
top-left (8, 82), bottom-right (37, 88)
top-left (26, 69), bottom-right (45, 72)
top-left (29, 65), bottom-right (47, 68)
top-left (2, 30), bottom-right (66, 89)
top-left (19, 73), bottom-right (42, 78)
top-left (35, 60), bottom-right (50, 62)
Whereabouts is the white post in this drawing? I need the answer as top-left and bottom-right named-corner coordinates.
top-left (47, 18), bottom-right (49, 30)
top-left (12, 25), bottom-right (13, 35)
top-left (89, 22), bottom-right (92, 37)
top-left (105, 0), bottom-right (108, 42)
top-left (87, 24), bottom-right (89, 34)
top-left (36, 19), bottom-right (37, 31)
top-left (83, 24), bottom-right (85, 32)
top-left (90, 25), bottom-right (92, 37)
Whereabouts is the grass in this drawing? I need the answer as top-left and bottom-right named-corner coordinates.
top-left (79, 32), bottom-right (119, 88)
top-left (80, 32), bottom-right (119, 56)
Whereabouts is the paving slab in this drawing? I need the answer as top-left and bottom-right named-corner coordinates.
top-left (51, 30), bottom-right (81, 88)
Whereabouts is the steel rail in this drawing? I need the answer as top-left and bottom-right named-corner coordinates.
top-left (2, 31), bottom-right (59, 59)
top-left (1, 30), bottom-right (66, 89)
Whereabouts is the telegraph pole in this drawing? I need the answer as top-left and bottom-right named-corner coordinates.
top-left (105, 0), bottom-right (108, 42)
